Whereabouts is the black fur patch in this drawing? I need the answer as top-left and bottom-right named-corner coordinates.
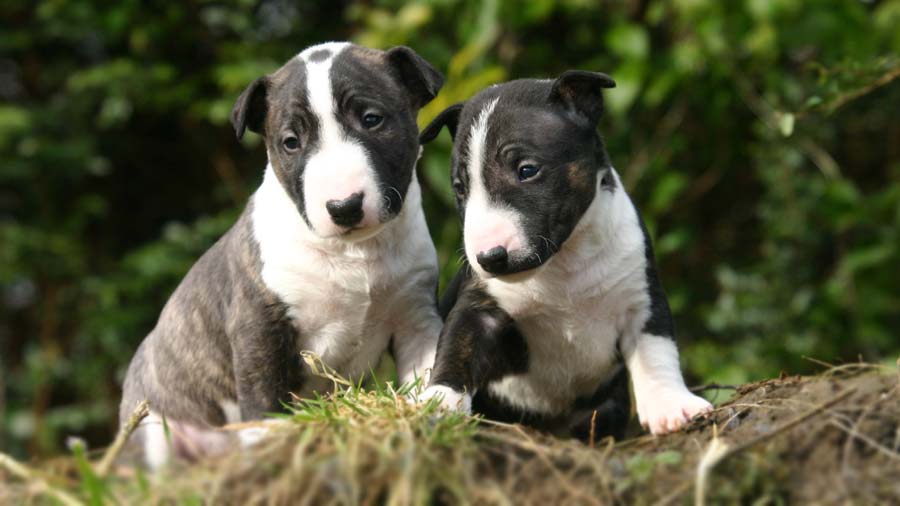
top-left (637, 212), bottom-right (676, 338)
top-left (307, 48), bottom-right (331, 62)
top-left (424, 79), bottom-right (614, 275)
top-left (432, 265), bottom-right (528, 391)
top-left (230, 44), bottom-right (443, 228)
top-left (435, 263), bottom-right (631, 441)
top-left (471, 362), bottom-right (631, 441)
top-left (328, 46), bottom-right (422, 220)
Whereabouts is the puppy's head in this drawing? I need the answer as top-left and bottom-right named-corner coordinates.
top-left (421, 71), bottom-right (615, 278)
top-left (232, 42), bottom-right (443, 240)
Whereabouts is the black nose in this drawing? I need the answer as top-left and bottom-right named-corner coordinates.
top-left (476, 246), bottom-right (508, 273)
top-left (326, 192), bottom-right (365, 227)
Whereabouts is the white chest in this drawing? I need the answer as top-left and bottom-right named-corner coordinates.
top-left (251, 167), bottom-right (428, 394)
top-left (485, 271), bottom-right (645, 413)
top-left (270, 250), bottom-right (396, 395)
top-left (482, 184), bottom-right (650, 414)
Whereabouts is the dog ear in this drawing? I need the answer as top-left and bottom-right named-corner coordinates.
top-left (231, 77), bottom-right (268, 140)
top-left (386, 46), bottom-right (445, 109)
top-left (419, 103), bottom-right (463, 144)
top-left (548, 70), bottom-right (616, 125)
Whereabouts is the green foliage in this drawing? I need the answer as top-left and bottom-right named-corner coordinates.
top-left (2, 0), bottom-right (899, 459)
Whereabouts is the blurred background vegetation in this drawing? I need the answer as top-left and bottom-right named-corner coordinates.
top-left (1, 0), bottom-right (898, 460)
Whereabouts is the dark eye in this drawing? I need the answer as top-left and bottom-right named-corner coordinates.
top-left (283, 136), bottom-right (299, 152)
top-left (362, 112), bottom-right (383, 129)
top-left (452, 179), bottom-right (466, 196)
top-left (517, 164), bottom-right (540, 181)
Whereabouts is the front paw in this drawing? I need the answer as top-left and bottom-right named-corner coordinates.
top-left (418, 385), bottom-right (472, 415)
top-left (637, 389), bottom-right (713, 435)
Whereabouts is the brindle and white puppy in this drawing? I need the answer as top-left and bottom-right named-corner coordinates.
top-left (120, 42), bottom-right (444, 467)
top-left (418, 72), bottom-right (712, 439)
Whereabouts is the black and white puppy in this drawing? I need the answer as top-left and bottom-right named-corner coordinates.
top-left (120, 42), bottom-right (445, 467)
top-left (418, 72), bottom-right (712, 438)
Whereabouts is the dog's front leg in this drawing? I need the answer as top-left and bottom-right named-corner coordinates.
top-left (231, 325), bottom-right (298, 421)
top-left (621, 332), bottom-right (712, 435)
top-left (391, 300), bottom-right (442, 389)
top-left (388, 265), bottom-right (442, 389)
top-left (420, 285), bottom-right (524, 413)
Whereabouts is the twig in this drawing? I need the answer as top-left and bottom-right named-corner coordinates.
top-left (694, 387), bottom-right (857, 506)
top-left (654, 480), bottom-right (692, 506)
top-left (731, 387), bottom-right (854, 456)
top-left (0, 452), bottom-right (85, 506)
top-left (588, 410), bottom-right (597, 449)
top-left (830, 419), bottom-right (900, 463)
top-left (689, 383), bottom-right (738, 394)
top-left (734, 77), bottom-right (842, 179)
top-left (801, 356), bottom-right (835, 369)
top-left (718, 406), bottom-right (752, 433)
top-left (95, 400), bottom-right (150, 477)
top-left (816, 64), bottom-right (900, 116)
top-left (840, 385), bottom-right (893, 479)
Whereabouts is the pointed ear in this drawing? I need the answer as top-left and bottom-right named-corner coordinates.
top-left (548, 70), bottom-right (616, 125)
top-left (386, 46), bottom-right (445, 109)
top-left (419, 103), bottom-right (463, 144)
top-left (230, 77), bottom-right (268, 140)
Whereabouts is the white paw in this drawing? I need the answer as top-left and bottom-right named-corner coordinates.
top-left (637, 388), bottom-right (713, 435)
top-left (418, 385), bottom-right (472, 415)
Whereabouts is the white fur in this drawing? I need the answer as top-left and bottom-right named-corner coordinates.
top-left (419, 384), bottom-right (472, 414)
top-left (252, 165), bottom-right (440, 396)
top-left (298, 42), bottom-right (383, 238)
top-left (142, 411), bottom-right (169, 470)
top-left (479, 170), bottom-right (710, 433)
top-left (462, 98), bottom-right (527, 275)
top-left (140, 411), bottom-right (282, 470)
top-left (219, 400), bottom-right (242, 425)
top-left (623, 334), bottom-right (712, 434)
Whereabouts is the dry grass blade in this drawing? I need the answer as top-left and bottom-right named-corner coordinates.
top-left (829, 419), bottom-right (900, 463)
top-left (95, 399), bottom-right (149, 477)
top-left (694, 426), bottom-right (729, 506)
top-left (301, 350), bottom-right (354, 388)
top-left (0, 452), bottom-right (85, 506)
top-left (694, 387), bottom-right (857, 506)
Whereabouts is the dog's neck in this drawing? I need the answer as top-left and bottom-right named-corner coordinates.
top-left (546, 168), bottom-right (641, 272)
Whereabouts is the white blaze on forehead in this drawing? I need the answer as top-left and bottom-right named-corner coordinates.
top-left (298, 42), bottom-right (383, 238)
top-left (463, 98), bottom-right (527, 273)
top-left (297, 41), bottom-right (350, 61)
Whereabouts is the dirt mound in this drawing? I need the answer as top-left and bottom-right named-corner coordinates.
top-left (614, 366), bottom-right (900, 504)
top-left (2, 364), bottom-right (898, 505)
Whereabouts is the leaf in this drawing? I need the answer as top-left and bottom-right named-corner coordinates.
top-left (655, 450), bottom-right (683, 465)
top-left (778, 112), bottom-right (795, 137)
top-left (607, 23), bottom-right (650, 61)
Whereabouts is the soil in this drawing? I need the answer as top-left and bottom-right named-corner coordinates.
top-left (487, 365), bottom-right (900, 504)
